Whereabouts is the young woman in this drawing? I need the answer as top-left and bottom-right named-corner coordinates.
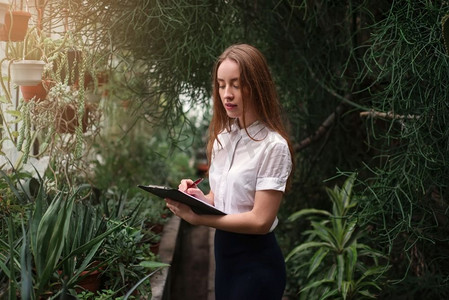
top-left (166, 44), bottom-right (294, 300)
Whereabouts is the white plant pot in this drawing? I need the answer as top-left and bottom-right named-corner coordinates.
top-left (0, 0), bottom-right (9, 25)
top-left (11, 60), bottom-right (46, 86)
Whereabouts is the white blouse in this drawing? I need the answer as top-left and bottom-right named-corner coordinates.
top-left (209, 120), bottom-right (292, 231)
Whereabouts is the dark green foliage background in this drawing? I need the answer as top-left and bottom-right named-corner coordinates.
top-left (60, 0), bottom-right (449, 297)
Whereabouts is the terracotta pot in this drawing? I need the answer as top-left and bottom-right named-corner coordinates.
top-left (0, 11), bottom-right (31, 42)
top-left (57, 262), bottom-right (103, 293)
top-left (20, 81), bottom-right (51, 102)
top-left (76, 268), bottom-right (102, 293)
top-left (150, 242), bottom-right (160, 254)
top-left (146, 223), bottom-right (164, 234)
top-left (56, 104), bottom-right (91, 134)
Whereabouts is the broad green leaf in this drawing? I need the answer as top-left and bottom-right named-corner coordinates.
top-left (341, 174), bottom-right (355, 209)
top-left (342, 220), bottom-right (359, 248)
top-left (59, 220), bottom-right (124, 268)
top-left (320, 289), bottom-right (339, 300)
top-left (326, 264), bottom-right (337, 280)
top-left (35, 192), bottom-right (74, 294)
top-left (341, 281), bottom-right (352, 300)
top-left (359, 265), bottom-right (389, 280)
top-left (119, 262), bottom-right (125, 283)
top-left (311, 221), bottom-right (339, 249)
top-left (358, 290), bottom-right (377, 299)
top-left (337, 254), bottom-right (344, 291)
top-left (139, 261), bottom-right (170, 268)
top-left (0, 95), bottom-right (10, 103)
top-left (6, 110), bottom-right (21, 117)
top-left (0, 260), bottom-right (10, 277)
top-left (300, 278), bottom-right (334, 293)
top-left (20, 223), bottom-right (33, 300)
top-left (288, 208), bottom-right (331, 222)
top-left (123, 267), bottom-right (165, 300)
top-left (345, 246), bottom-right (357, 281)
top-left (308, 248), bottom-right (329, 278)
top-left (355, 280), bottom-right (382, 291)
top-left (286, 241), bottom-right (331, 261)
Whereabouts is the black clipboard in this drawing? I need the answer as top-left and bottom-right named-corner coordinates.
top-left (138, 185), bottom-right (226, 215)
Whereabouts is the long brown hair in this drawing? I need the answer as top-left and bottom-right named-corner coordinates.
top-left (207, 44), bottom-right (294, 187)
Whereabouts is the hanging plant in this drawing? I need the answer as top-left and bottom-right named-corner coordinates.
top-left (44, 82), bottom-right (90, 134)
top-left (0, 2), bottom-right (109, 180)
top-left (10, 59), bottom-right (46, 86)
top-left (0, 10), bottom-right (31, 41)
top-left (16, 100), bottom-right (31, 163)
top-left (7, 27), bottom-right (48, 88)
top-left (15, 81), bottom-right (100, 169)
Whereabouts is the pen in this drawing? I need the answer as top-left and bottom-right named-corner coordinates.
top-left (192, 178), bottom-right (204, 187)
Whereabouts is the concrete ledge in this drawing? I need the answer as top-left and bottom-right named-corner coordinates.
top-left (150, 216), bottom-right (181, 300)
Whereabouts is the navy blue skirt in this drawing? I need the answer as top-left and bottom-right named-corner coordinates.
top-left (214, 229), bottom-right (286, 300)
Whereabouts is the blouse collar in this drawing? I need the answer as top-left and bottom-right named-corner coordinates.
top-left (230, 119), bottom-right (266, 139)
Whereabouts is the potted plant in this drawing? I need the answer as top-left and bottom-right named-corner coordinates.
top-left (10, 59), bottom-right (46, 85)
top-left (6, 28), bottom-right (47, 88)
top-left (0, 171), bottom-right (125, 299)
top-left (0, 9), bottom-right (31, 41)
top-left (45, 82), bottom-right (92, 134)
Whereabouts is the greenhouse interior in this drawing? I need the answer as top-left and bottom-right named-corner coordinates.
top-left (1, 1), bottom-right (449, 299)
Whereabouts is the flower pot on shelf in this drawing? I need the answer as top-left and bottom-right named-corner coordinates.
top-left (0, 1), bottom-right (10, 25)
top-left (11, 60), bottom-right (46, 86)
top-left (56, 104), bottom-right (91, 134)
top-left (20, 80), bottom-right (51, 102)
top-left (0, 10), bottom-right (31, 41)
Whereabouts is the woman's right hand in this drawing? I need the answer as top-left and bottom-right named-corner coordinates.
top-left (179, 179), bottom-right (208, 203)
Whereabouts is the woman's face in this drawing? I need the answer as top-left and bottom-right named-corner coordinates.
top-left (217, 58), bottom-right (256, 128)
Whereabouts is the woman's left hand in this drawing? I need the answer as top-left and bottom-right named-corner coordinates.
top-left (165, 198), bottom-right (197, 224)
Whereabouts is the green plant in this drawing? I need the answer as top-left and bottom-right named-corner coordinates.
top-left (99, 194), bottom-right (153, 294)
top-left (5, 27), bottom-right (49, 61)
top-left (286, 174), bottom-right (388, 300)
top-left (99, 221), bottom-right (153, 295)
top-left (0, 26), bottom-right (106, 187)
top-left (0, 169), bottom-right (125, 299)
top-left (442, 14), bottom-right (449, 54)
top-left (77, 289), bottom-right (120, 300)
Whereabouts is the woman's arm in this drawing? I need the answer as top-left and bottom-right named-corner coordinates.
top-left (165, 189), bottom-right (282, 235)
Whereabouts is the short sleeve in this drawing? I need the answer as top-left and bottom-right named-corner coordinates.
top-left (256, 141), bottom-right (292, 192)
